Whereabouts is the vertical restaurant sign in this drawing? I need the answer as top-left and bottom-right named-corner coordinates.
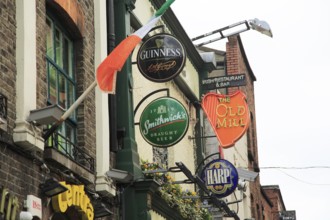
top-left (139, 97), bottom-right (189, 147)
top-left (137, 33), bottom-right (186, 82)
top-left (201, 91), bottom-right (250, 148)
top-left (200, 159), bottom-right (238, 198)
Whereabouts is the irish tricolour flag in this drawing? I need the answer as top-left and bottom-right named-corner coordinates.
top-left (96, 0), bottom-right (175, 93)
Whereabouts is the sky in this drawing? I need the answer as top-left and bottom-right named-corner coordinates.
top-left (171, 1), bottom-right (330, 219)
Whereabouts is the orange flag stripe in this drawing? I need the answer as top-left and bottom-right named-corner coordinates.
top-left (96, 35), bottom-right (142, 93)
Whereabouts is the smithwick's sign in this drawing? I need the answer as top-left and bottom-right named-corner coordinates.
top-left (201, 159), bottom-right (238, 198)
top-left (201, 91), bottom-right (250, 148)
top-left (139, 97), bottom-right (189, 147)
top-left (137, 33), bottom-right (186, 82)
top-left (52, 182), bottom-right (94, 220)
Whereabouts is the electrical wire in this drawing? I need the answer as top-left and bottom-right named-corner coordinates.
top-left (260, 166), bottom-right (330, 169)
top-left (259, 166), bottom-right (330, 186)
top-left (274, 169), bottom-right (330, 186)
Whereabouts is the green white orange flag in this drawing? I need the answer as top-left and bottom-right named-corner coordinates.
top-left (96, 0), bottom-right (175, 93)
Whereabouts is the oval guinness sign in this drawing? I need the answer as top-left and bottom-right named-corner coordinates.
top-left (201, 159), bottom-right (238, 198)
top-left (139, 97), bottom-right (189, 147)
top-left (137, 33), bottom-right (186, 82)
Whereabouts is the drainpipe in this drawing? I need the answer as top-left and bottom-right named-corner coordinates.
top-left (107, 0), bottom-right (118, 153)
top-left (113, 1), bottom-right (159, 219)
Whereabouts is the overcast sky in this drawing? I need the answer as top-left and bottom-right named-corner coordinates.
top-left (171, 1), bottom-right (330, 219)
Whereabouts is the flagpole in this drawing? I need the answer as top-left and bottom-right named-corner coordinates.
top-left (43, 80), bottom-right (97, 140)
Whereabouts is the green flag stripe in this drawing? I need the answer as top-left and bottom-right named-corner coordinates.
top-left (155, 0), bottom-right (175, 17)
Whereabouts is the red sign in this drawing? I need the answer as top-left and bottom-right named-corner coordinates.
top-left (202, 91), bottom-right (250, 148)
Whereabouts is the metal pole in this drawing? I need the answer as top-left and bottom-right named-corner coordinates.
top-left (43, 80), bottom-right (97, 140)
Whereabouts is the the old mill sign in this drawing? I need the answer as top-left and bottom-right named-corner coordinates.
top-left (139, 97), bottom-right (189, 147)
top-left (201, 91), bottom-right (250, 148)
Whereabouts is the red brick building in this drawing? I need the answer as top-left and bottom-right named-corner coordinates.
top-left (262, 185), bottom-right (296, 220)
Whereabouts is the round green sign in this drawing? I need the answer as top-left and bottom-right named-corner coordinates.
top-left (139, 97), bottom-right (189, 147)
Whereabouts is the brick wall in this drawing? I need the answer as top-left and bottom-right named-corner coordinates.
top-left (263, 186), bottom-right (285, 219)
top-left (226, 35), bottom-right (263, 219)
top-left (39, 0), bottom-right (96, 156)
top-left (74, 0), bottom-right (96, 157)
top-left (0, 0), bottom-right (44, 208)
top-left (0, 0), bottom-right (17, 134)
top-left (36, 0), bottom-right (47, 109)
top-left (0, 0), bottom-right (96, 215)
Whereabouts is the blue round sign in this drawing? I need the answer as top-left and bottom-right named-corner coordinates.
top-left (200, 159), bottom-right (238, 198)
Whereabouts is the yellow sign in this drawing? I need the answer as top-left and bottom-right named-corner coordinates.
top-left (52, 182), bottom-right (94, 220)
top-left (0, 187), bottom-right (19, 220)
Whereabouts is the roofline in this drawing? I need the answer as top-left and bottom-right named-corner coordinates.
top-left (151, 0), bottom-right (213, 72)
top-left (236, 35), bottom-right (257, 81)
top-left (260, 187), bottom-right (273, 207)
top-left (262, 185), bottom-right (286, 211)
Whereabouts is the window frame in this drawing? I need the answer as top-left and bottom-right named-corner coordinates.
top-left (46, 13), bottom-right (77, 155)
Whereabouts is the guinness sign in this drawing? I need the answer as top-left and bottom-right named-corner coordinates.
top-left (137, 33), bottom-right (186, 82)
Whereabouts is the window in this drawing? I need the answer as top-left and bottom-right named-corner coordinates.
top-left (46, 15), bottom-right (76, 157)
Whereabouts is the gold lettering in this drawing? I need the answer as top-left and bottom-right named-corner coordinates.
top-left (237, 106), bottom-right (246, 116)
top-left (218, 97), bottom-right (230, 103)
top-left (86, 202), bottom-right (94, 220)
top-left (52, 192), bottom-right (68, 213)
top-left (239, 118), bottom-right (246, 126)
top-left (217, 118), bottom-right (247, 128)
top-left (216, 118), bottom-right (227, 128)
top-left (65, 184), bottom-right (73, 207)
top-left (52, 182), bottom-right (94, 220)
top-left (10, 196), bottom-right (19, 220)
top-left (0, 188), bottom-right (19, 220)
top-left (147, 61), bottom-right (176, 73)
top-left (228, 107), bottom-right (236, 116)
top-left (232, 118), bottom-right (239, 127)
top-left (216, 104), bottom-right (227, 117)
top-left (0, 188), bottom-right (9, 214)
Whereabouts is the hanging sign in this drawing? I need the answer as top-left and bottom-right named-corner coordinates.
top-left (202, 74), bottom-right (246, 91)
top-left (201, 91), bottom-right (250, 148)
top-left (52, 182), bottom-right (94, 220)
top-left (200, 159), bottom-right (238, 198)
top-left (137, 33), bottom-right (186, 82)
top-left (139, 97), bottom-right (189, 147)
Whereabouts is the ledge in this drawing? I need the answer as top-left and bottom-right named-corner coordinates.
top-left (95, 175), bottom-right (116, 197)
top-left (152, 192), bottom-right (184, 220)
top-left (44, 147), bottom-right (95, 184)
top-left (13, 120), bottom-right (44, 152)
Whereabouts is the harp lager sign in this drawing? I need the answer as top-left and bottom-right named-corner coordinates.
top-left (201, 159), bottom-right (238, 198)
top-left (139, 97), bottom-right (189, 147)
